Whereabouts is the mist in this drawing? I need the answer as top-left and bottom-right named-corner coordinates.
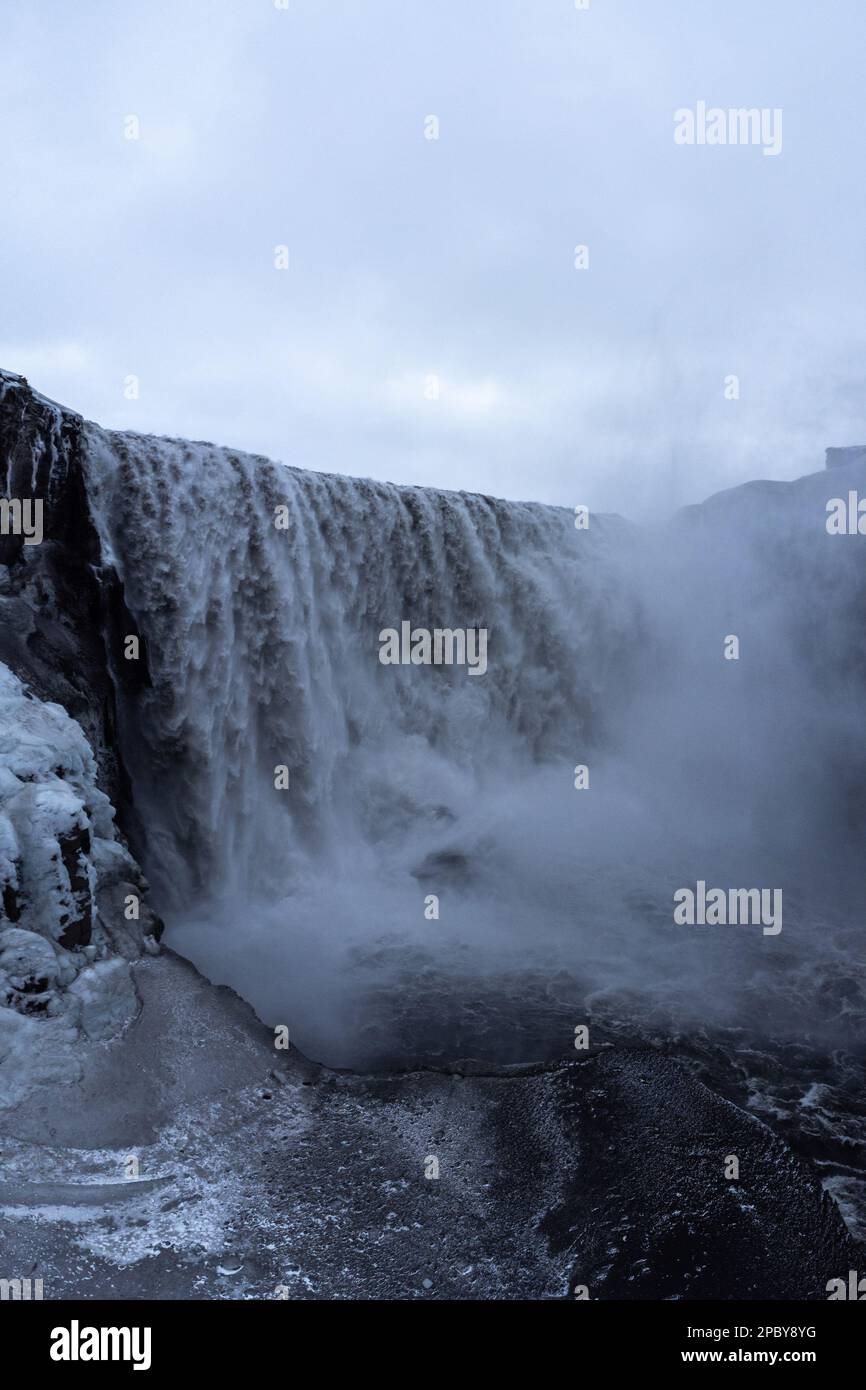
top-left (75, 416), bottom-right (866, 1070)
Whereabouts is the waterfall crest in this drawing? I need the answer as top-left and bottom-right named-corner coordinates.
top-left (81, 426), bottom-right (637, 905)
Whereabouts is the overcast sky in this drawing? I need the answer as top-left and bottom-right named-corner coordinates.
top-left (2, 0), bottom-right (865, 517)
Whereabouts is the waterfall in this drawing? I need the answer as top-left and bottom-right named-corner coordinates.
top-left (6, 386), bottom-right (858, 1069)
top-left (81, 425), bottom-right (639, 907)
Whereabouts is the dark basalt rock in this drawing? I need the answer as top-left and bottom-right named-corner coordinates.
top-left (55, 824), bottom-right (92, 948)
top-left (2, 880), bottom-right (21, 922)
top-left (0, 371), bottom-right (140, 823)
top-left (0, 371), bottom-right (161, 964)
top-left (534, 1050), bottom-right (860, 1300)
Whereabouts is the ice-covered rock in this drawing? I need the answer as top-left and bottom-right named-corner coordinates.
top-left (0, 663), bottom-right (158, 1063)
top-left (0, 1006), bottom-right (80, 1109)
top-left (66, 957), bottom-right (139, 1040)
top-left (0, 927), bottom-right (61, 1012)
top-left (0, 662), bottom-right (105, 945)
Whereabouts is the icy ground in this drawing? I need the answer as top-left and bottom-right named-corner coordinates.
top-left (1, 947), bottom-right (861, 1301)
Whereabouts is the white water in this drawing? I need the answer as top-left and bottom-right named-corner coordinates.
top-left (81, 425), bottom-right (866, 1070)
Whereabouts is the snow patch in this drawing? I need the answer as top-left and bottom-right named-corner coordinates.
top-left (0, 662), bottom-right (155, 1103)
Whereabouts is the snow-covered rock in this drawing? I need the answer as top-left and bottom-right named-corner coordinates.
top-left (0, 1005), bottom-right (80, 1109)
top-left (0, 927), bottom-right (62, 1012)
top-left (66, 957), bottom-right (139, 1040)
top-left (0, 662), bottom-right (159, 1061)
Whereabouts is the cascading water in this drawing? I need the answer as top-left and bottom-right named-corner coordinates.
top-left (81, 425), bottom-right (639, 911)
top-left (80, 425), bottom-right (660, 1062)
top-left (76, 425), bottom-right (866, 1045)
top-left (74, 415), bottom-right (866, 1234)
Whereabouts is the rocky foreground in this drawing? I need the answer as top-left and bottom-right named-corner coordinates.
top-left (1, 948), bottom-right (860, 1301)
